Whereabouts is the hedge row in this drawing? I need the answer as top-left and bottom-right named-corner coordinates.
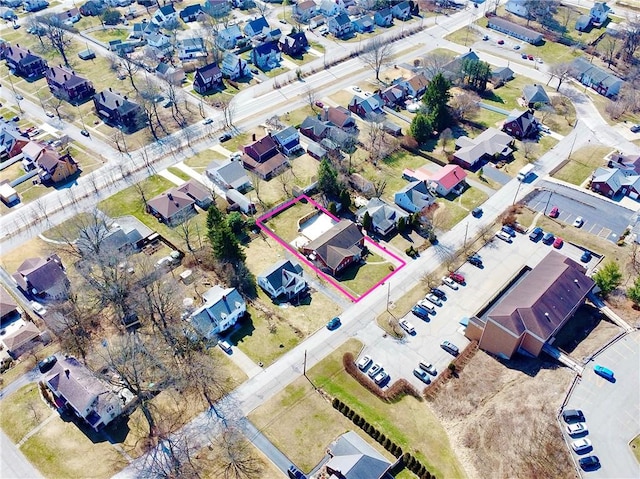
top-left (343, 352), bottom-right (421, 403)
top-left (424, 341), bottom-right (478, 400)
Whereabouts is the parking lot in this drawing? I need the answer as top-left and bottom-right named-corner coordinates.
top-left (562, 331), bottom-right (640, 478)
top-left (524, 181), bottom-right (637, 242)
top-left (353, 228), bottom-right (598, 390)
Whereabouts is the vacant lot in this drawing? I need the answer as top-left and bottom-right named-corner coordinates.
top-left (260, 198), bottom-right (317, 242)
top-left (552, 145), bottom-right (612, 185)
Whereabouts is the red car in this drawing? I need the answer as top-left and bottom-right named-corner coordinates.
top-left (497, 39), bottom-right (505, 45)
top-left (549, 206), bottom-right (559, 218)
top-left (449, 272), bottom-right (465, 284)
top-left (553, 237), bottom-right (564, 249)
top-left (528, 54), bottom-right (534, 60)
top-left (314, 100), bottom-right (324, 108)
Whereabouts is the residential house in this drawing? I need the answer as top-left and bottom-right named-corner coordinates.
top-left (76, 222), bottom-right (146, 257)
top-left (487, 17), bottom-right (543, 44)
top-left (442, 50), bottom-right (479, 80)
top-left (4, 44), bottom-right (47, 78)
top-left (0, 286), bottom-right (19, 324)
top-left (1, 0), bottom-right (22, 7)
top-left (204, 0), bottom-right (230, 17)
top-left (272, 126), bottom-right (302, 155)
top-left (187, 285), bottom-right (246, 338)
top-left (45, 357), bottom-right (128, 431)
top-left (397, 73), bottom-right (429, 99)
top-left (0, 8), bottom-right (17, 21)
top-left (293, 0), bottom-right (317, 22)
top-left (590, 2), bottom-right (610, 24)
top-left (55, 7), bottom-right (81, 25)
top-left (575, 15), bottom-right (591, 32)
top-left (380, 85), bottom-right (406, 108)
top-left (37, 150), bottom-right (79, 184)
top-left (454, 127), bottom-right (514, 168)
top-left (349, 173), bottom-right (374, 194)
top-left (356, 197), bottom-right (408, 236)
top-left (0, 120), bottom-right (28, 161)
top-left (146, 32), bottom-right (171, 51)
top-left (23, 0), bottom-right (49, 12)
top-left (2, 322), bottom-right (42, 359)
top-left (505, 0), bottom-right (528, 17)
top-left (278, 32), bottom-right (309, 57)
top-left (152, 4), bottom-right (178, 27)
top-left (301, 220), bottom-right (365, 276)
top-left (328, 13), bottom-right (354, 38)
top-left (244, 16), bottom-right (270, 37)
top-left (225, 189), bottom-right (255, 214)
top-left (251, 41), bottom-right (281, 70)
top-left (425, 164), bottom-right (468, 196)
top-left (93, 89), bottom-right (142, 130)
top-left (45, 65), bottom-right (95, 103)
top-left (590, 167), bottom-right (629, 198)
top-left (352, 15), bottom-right (375, 33)
top-left (130, 21), bottom-right (147, 39)
top-left (80, 0), bottom-right (105, 16)
top-left (394, 181), bottom-right (435, 213)
top-left (193, 62), bottom-right (223, 94)
top-left (217, 25), bottom-right (243, 49)
top-left (258, 260), bottom-right (307, 300)
top-left (21, 141), bottom-right (47, 170)
top-left (180, 4), bottom-right (204, 22)
top-left (156, 62), bottom-right (186, 84)
top-left (13, 254), bottom-right (69, 299)
top-left (318, 0), bottom-right (343, 16)
top-left (348, 94), bottom-right (384, 118)
top-left (571, 56), bottom-right (623, 98)
top-left (300, 116), bottom-right (331, 142)
top-left (321, 106), bottom-right (357, 131)
top-left (147, 179), bottom-right (213, 225)
top-left (309, 14), bottom-right (326, 29)
top-left (178, 37), bottom-right (207, 61)
top-left (221, 52), bottom-right (248, 79)
top-left (206, 158), bottom-right (252, 191)
top-left (607, 152), bottom-right (640, 175)
top-left (382, 120), bottom-right (401, 136)
top-left (465, 251), bottom-right (594, 359)
top-left (391, 1), bottom-right (411, 20)
top-left (522, 84), bottom-right (550, 108)
top-left (306, 142), bottom-right (327, 160)
top-left (317, 431), bottom-right (392, 479)
top-left (502, 109), bottom-right (538, 139)
top-left (491, 66), bottom-right (514, 84)
top-left (374, 8), bottom-right (392, 27)
top-left (242, 134), bottom-right (289, 179)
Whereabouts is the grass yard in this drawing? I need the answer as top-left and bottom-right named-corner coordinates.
top-left (552, 145), bottom-right (611, 185)
top-left (445, 26), bottom-right (480, 46)
top-left (282, 105), bottom-right (315, 128)
top-left (338, 252), bottom-right (395, 297)
top-left (42, 212), bottom-right (94, 242)
top-left (167, 166), bottom-right (192, 182)
top-left (98, 175), bottom-right (174, 219)
top-left (328, 89), bottom-right (356, 106)
top-left (260, 198), bottom-right (317, 242)
top-left (184, 149), bottom-right (226, 170)
top-left (0, 384), bottom-right (55, 444)
top-left (631, 435), bottom-right (640, 463)
top-left (524, 40), bottom-right (583, 65)
top-left (90, 28), bottom-right (130, 44)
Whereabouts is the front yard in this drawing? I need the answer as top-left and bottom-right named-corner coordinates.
top-left (551, 145), bottom-right (612, 185)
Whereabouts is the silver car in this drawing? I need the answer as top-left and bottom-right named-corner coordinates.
top-left (424, 294), bottom-right (442, 307)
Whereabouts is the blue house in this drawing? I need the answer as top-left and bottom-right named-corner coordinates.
top-left (353, 15), bottom-right (375, 33)
top-left (394, 181), bottom-right (435, 213)
top-left (251, 41), bottom-right (281, 69)
top-left (187, 285), bottom-right (246, 338)
top-left (180, 4), bottom-right (204, 22)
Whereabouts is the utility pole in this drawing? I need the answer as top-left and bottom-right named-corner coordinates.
top-left (463, 222), bottom-right (469, 249)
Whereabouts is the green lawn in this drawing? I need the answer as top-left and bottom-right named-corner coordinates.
top-left (184, 149), bottom-right (226, 170)
top-left (90, 28), bottom-right (129, 44)
top-left (552, 145), bottom-right (611, 185)
top-left (167, 166), bottom-right (192, 181)
top-left (98, 175), bottom-right (174, 219)
top-left (261, 199), bottom-right (316, 242)
top-left (444, 26), bottom-right (480, 46)
top-left (0, 384), bottom-right (54, 444)
top-left (338, 252), bottom-right (394, 297)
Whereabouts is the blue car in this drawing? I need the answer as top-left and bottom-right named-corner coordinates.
top-left (581, 250), bottom-right (592, 263)
top-left (529, 227), bottom-right (543, 241)
top-left (411, 305), bottom-right (431, 320)
top-left (594, 365), bottom-right (614, 380)
top-left (326, 317), bottom-right (341, 330)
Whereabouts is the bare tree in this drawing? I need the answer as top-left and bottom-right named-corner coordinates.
top-left (421, 52), bottom-right (454, 78)
top-left (117, 53), bottom-right (141, 94)
top-left (213, 427), bottom-right (263, 479)
top-left (47, 95), bottom-right (66, 120)
top-left (521, 140), bottom-right (538, 161)
top-left (558, 6), bottom-right (575, 32)
top-left (304, 86), bottom-right (317, 111)
top-left (361, 36), bottom-right (394, 82)
top-left (372, 178), bottom-right (387, 198)
top-left (439, 128), bottom-right (453, 154)
top-left (622, 15), bottom-right (640, 62)
top-left (25, 16), bottom-right (46, 48)
top-left (219, 97), bottom-right (236, 129)
top-left (547, 62), bottom-right (575, 92)
top-left (37, 15), bottom-right (73, 66)
top-left (450, 91), bottom-right (480, 121)
top-left (51, 291), bottom-right (97, 362)
top-left (600, 34), bottom-right (619, 68)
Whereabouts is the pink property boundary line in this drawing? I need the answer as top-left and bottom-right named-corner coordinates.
top-left (256, 194), bottom-right (406, 303)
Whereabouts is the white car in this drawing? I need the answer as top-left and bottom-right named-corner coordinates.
top-left (496, 231), bottom-right (512, 243)
top-left (217, 339), bottom-right (232, 353)
top-left (419, 362), bottom-right (437, 375)
top-left (203, 118), bottom-right (213, 125)
top-left (352, 86), bottom-right (362, 92)
top-left (45, 111), bottom-right (54, 118)
top-left (571, 438), bottom-right (592, 453)
top-left (567, 423), bottom-right (587, 436)
top-left (368, 362), bottom-right (382, 378)
top-left (30, 301), bottom-right (46, 316)
top-left (374, 370), bottom-right (388, 385)
top-left (573, 216), bottom-right (584, 228)
top-left (424, 294), bottom-right (442, 307)
top-left (357, 355), bottom-right (372, 371)
top-left (399, 319), bottom-right (415, 334)
top-left (442, 277), bottom-right (459, 290)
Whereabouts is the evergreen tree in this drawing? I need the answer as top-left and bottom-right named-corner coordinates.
top-left (626, 276), bottom-right (640, 307)
top-left (362, 211), bottom-right (373, 231)
top-left (206, 203), bottom-right (223, 231)
top-left (422, 73), bottom-right (452, 132)
top-left (318, 158), bottom-right (340, 197)
top-left (211, 221), bottom-right (245, 263)
top-left (339, 189), bottom-right (352, 210)
top-left (410, 113), bottom-right (433, 143)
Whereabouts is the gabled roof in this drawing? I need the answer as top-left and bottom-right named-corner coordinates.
top-left (592, 166), bottom-right (624, 191)
top-left (258, 259), bottom-right (304, 292)
top-left (300, 116), bottom-right (330, 138)
top-left (245, 134), bottom-right (278, 158)
top-left (443, 50), bottom-right (480, 74)
top-left (522, 84), bottom-right (550, 104)
top-left (571, 56), bottom-right (623, 89)
top-left (348, 94), bottom-right (383, 114)
top-left (279, 31), bottom-right (308, 49)
top-left (180, 3), bottom-right (203, 16)
top-left (207, 159), bottom-right (251, 189)
top-left (246, 15), bottom-right (269, 34)
top-left (272, 126), bottom-right (298, 146)
top-left (175, 179), bottom-right (211, 202)
top-left (504, 109), bottom-right (537, 133)
top-left (46, 65), bottom-right (89, 89)
top-left (429, 164), bottom-right (467, 190)
top-left (158, 4), bottom-right (176, 15)
top-left (13, 255), bottom-right (66, 294)
top-left (406, 73), bottom-right (429, 92)
top-left (492, 66), bottom-right (514, 80)
top-left (325, 431), bottom-right (392, 479)
top-left (305, 220), bottom-right (364, 272)
top-left (178, 37), bottom-right (205, 50)
top-left (195, 62), bottom-right (221, 82)
top-left (254, 41), bottom-right (279, 56)
top-left (357, 197), bottom-right (408, 232)
top-left (454, 127), bottom-right (513, 166)
top-left (4, 44), bottom-right (45, 66)
top-left (189, 285), bottom-right (245, 334)
top-left (94, 90), bottom-right (139, 117)
top-left (333, 12), bottom-right (351, 26)
top-left (0, 120), bottom-right (27, 153)
top-left (396, 181), bottom-right (434, 210)
top-left (147, 188), bottom-right (194, 219)
top-left (2, 321), bottom-right (40, 352)
top-left (0, 286), bottom-right (18, 319)
top-left (488, 16), bottom-right (543, 40)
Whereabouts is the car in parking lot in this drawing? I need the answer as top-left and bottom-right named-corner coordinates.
top-left (501, 225), bottom-right (516, 237)
top-left (219, 132), bottom-right (232, 142)
top-left (513, 44), bottom-right (520, 50)
top-left (471, 207), bottom-right (483, 218)
top-left (430, 287), bottom-right (447, 299)
top-left (442, 277), bottom-right (458, 290)
top-left (419, 362), bottom-right (437, 375)
top-left (594, 364), bottom-right (614, 380)
top-left (521, 53), bottom-right (528, 59)
top-left (441, 341), bottom-right (459, 356)
top-left (571, 438), bottom-right (592, 453)
top-left (30, 301), bottom-right (46, 316)
top-left (578, 455), bottom-right (600, 470)
top-left (449, 272), bottom-right (465, 284)
top-left (528, 54), bottom-right (534, 60)
top-left (38, 355), bottom-right (57, 373)
top-left (374, 370), bottom-right (388, 385)
top-left (399, 319), bottom-right (415, 334)
top-left (548, 206), bottom-right (559, 218)
top-left (496, 231), bottom-right (512, 243)
top-left (562, 409), bottom-right (585, 423)
top-left (573, 216), bottom-right (584, 228)
top-left (288, 465), bottom-right (306, 479)
top-left (581, 250), bottom-right (592, 263)
top-left (567, 422), bottom-right (587, 436)
top-left (424, 293), bottom-right (442, 307)
top-left (357, 355), bottom-right (372, 371)
top-left (542, 232), bottom-right (555, 245)
top-left (631, 124), bottom-right (640, 133)
top-left (497, 39), bottom-right (504, 44)
top-left (326, 317), bottom-right (341, 330)
top-left (413, 368), bottom-right (431, 384)
top-left (553, 237), bottom-right (564, 249)
top-left (412, 303), bottom-right (434, 319)
top-left (467, 254), bottom-right (483, 267)
top-left (529, 226), bottom-right (543, 241)
top-left (368, 363), bottom-right (382, 378)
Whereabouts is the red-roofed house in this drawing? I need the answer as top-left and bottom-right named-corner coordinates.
top-left (427, 164), bottom-right (467, 196)
top-left (242, 134), bottom-right (289, 180)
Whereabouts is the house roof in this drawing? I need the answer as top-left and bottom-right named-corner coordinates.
top-left (522, 84), bottom-right (550, 104)
top-left (348, 94), bottom-right (383, 115)
top-left (324, 431), bottom-right (391, 479)
top-left (46, 65), bottom-right (89, 89)
top-left (306, 142), bottom-right (327, 158)
top-left (305, 220), bottom-right (363, 272)
top-left (492, 66), bottom-right (514, 80)
top-left (396, 181), bottom-right (434, 210)
top-left (189, 285), bottom-right (245, 334)
top-left (254, 41), bottom-right (279, 56)
top-left (0, 286), bottom-right (18, 319)
top-left (488, 16), bottom-right (543, 40)
top-left (571, 56), bottom-right (622, 89)
top-left (38, 150), bottom-right (75, 174)
top-left (180, 3), bottom-right (202, 16)
top-left (333, 12), bottom-right (351, 26)
top-left (13, 255), bottom-right (66, 295)
top-left (245, 135), bottom-right (277, 158)
top-left (443, 50), bottom-right (480, 74)
top-left (195, 62), bottom-right (221, 82)
top-left (429, 164), bottom-right (467, 190)
top-left (272, 126), bottom-right (298, 146)
top-left (0, 120), bottom-right (27, 153)
top-left (147, 188), bottom-right (195, 220)
top-left (94, 89), bottom-right (139, 117)
top-left (297, 0), bottom-right (315, 11)
top-left (258, 259), bottom-right (304, 292)
top-left (357, 198), bottom-right (408, 232)
top-left (504, 109), bottom-right (537, 134)
top-left (4, 44), bottom-right (45, 67)
top-left (179, 37), bottom-right (205, 49)
top-left (592, 166), bottom-right (624, 191)
top-left (242, 152), bottom-right (287, 178)
top-left (454, 127), bottom-right (513, 166)
top-left (487, 251), bottom-right (594, 341)
top-left (2, 321), bottom-right (40, 352)
top-left (246, 16), bottom-right (269, 33)
top-left (207, 159), bottom-right (251, 190)
top-left (300, 116), bottom-right (330, 138)
top-left (279, 31), bottom-right (308, 49)
top-left (325, 106), bottom-right (354, 128)
top-left (176, 179), bottom-right (211, 202)
top-left (158, 4), bottom-right (176, 15)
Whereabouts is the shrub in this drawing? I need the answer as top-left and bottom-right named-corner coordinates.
top-left (372, 429), bottom-right (380, 440)
top-left (347, 409), bottom-right (355, 419)
top-left (402, 453), bottom-right (411, 465)
top-left (378, 433), bottom-right (386, 444)
top-left (395, 446), bottom-right (403, 458)
top-left (384, 438), bottom-right (392, 449)
top-left (332, 398), bottom-right (340, 409)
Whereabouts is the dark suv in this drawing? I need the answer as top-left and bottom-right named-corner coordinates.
top-left (562, 409), bottom-right (585, 423)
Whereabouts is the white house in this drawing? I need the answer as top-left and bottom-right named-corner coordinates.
top-left (206, 158), bottom-right (252, 191)
top-left (146, 32), bottom-right (171, 50)
top-left (590, 2), bottom-right (610, 24)
top-left (217, 25), bottom-right (243, 50)
top-left (243, 16), bottom-right (270, 37)
top-left (221, 52), bottom-right (248, 79)
top-left (251, 41), bottom-right (281, 70)
top-left (187, 285), bottom-right (246, 339)
top-left (394, 181), bottom-right (435, 213)
top-left (258, 260), bottom-right (307, 300)
top-left (178, 37), bottom-right (207, 61)
top-left (272, 126), bottom-right (301, 155)
top-left (152, 4), bottom-right (178, 27)
top-left (505, 0), bottom-right (529, 18)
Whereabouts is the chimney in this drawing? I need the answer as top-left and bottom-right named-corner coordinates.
top-left (63, 74), bottom-right (68, 81)
top-left (65, 369), bottom-right (70, 377)
top-left (101, 92), bottom-right (105, 101)
top-left (115, 100), bottom-right (120, 107)
top-left (544, 312), bottom-right (551, 322)
top-left (252, 133), bottom-right (256, 141)
top-left (168, 193), bottom-right (173, 200)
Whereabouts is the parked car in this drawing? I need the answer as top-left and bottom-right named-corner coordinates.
top-left (630, 124), bottom-right (640, 133)
top-left (217, 339), bottom-right (232, 353)
top-left (80, 129), bottom-right (90, 137)
top-left (352, 86), bottom-right (362, 92)
top-left (38, 355), bottom-right (57, 373)
top-left (513, 44), bottom-right (520, 50)
top-left (528, 54), bottom-right (534, 60)
top-left (593, 364), bottom-right (614, 380)
top-left (471, 207), bottom-right (483, 218)
top-left (442, 277), bottom-right (458, 290)
top-left (573, 216), bottom-right (584, 228)
top-left (562, 409), bottom-right (585, 423)
top-left (542, 232), bottom-right (555, 245)
top-left (374, 370), bottom-right (388, 385)
top-left (203, 118), bottom-right (213, 125)
top-left (326, 317), bottom-right (341, 330)
top-left (449, 272), bottom-right (465, 284)
top-left (581, 250), bottom-right (592, 263)
top-left (399, 319), bottom-right (415, 334)
top-left (497, 39), bottom-right (504, 44)
top-left (482, 34), bottom-right (489, 40)
top-left (567, 423), bottom-right (587, 436)
top-left (501, 225), bottom-right (516, 237)
top-left (219, 132), bottom-right (232, 142)
top-left (15, 94), bottom-right (23, 100)
top-left (553, 237), bottom-right (564, 249)
top-left (314, 101), bottom-right (324, 108)
top-left (288, 465), bottom-right (306, 479)
top-left (578, 455), bottom-right (600, 470)
top-left (368, 363), bottom-right (382, 378)
top-left (548, 206), bottom-right (559, 218)
top-left (441, 341), bottom-right (459, 356)
top-left (411, 305), bottom-right (431, 320)
top-left (424, 293), bottom-right (442, 307)
top-left (468, 254), bottom-right (483, 267)
top-left (30, 301), bottom-right (46, 316)
top-left (430, 287), bottom-right (447, 299)
top-left (357, 355), bottom-right (372, 371)
top-left (571, 438), bottom-right (592, 453)
top-left (413, 368), bottom-right (430, 384)
top-left (529, 226), bottom-right (543, 241)
top-left (496, 231), bottom-right (512, 243)
top-left (419, 362), bottom-right (437, 375)
top-left (521, 53), bottom-right (528, 59)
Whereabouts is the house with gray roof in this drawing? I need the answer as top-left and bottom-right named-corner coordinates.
top-left (301, 220), bottom-right (364, 276)
top-left (12, 254), bottom-right (69, 299)
top-left (487, 17), bottom-right (543, 44)
top-left (272, 126), bottom-right (302, 156)
top-left (571, 56), bottom-right (623, 98)
top-left (258, 259), bottom-right (306, 300)
top-left (394, 181), bottom-right (435, 213)
top-left (491, 66), bottom-right (514, 83)
top-left (147, 180), bottom-right (212, 225)
top-left (187, 285), bottom-right (246, 338)
top-left (590, 1), bottom-right (610, 24)
top-left (356, 197), bottom-right (408, 236)
top-left (348, 94), bottom-right (384, 118)
top-left (207, 158), bottom-right (252, 191)
top-left (522, 84), bottom-right (550, 108)
top-left (454, 127), bottom-right (514, 169)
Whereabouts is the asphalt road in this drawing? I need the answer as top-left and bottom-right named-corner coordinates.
top-left (563, 331), bottom-right (640, 479)
top-left (0, 429), bottom-right (43, 479)
top-left (523, 180), bottom-right (638, 242)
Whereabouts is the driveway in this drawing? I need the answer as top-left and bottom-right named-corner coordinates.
top-left (562, 331), bottom-right (640, 479)
top-left (523, 180), bottom-right (637, 242)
